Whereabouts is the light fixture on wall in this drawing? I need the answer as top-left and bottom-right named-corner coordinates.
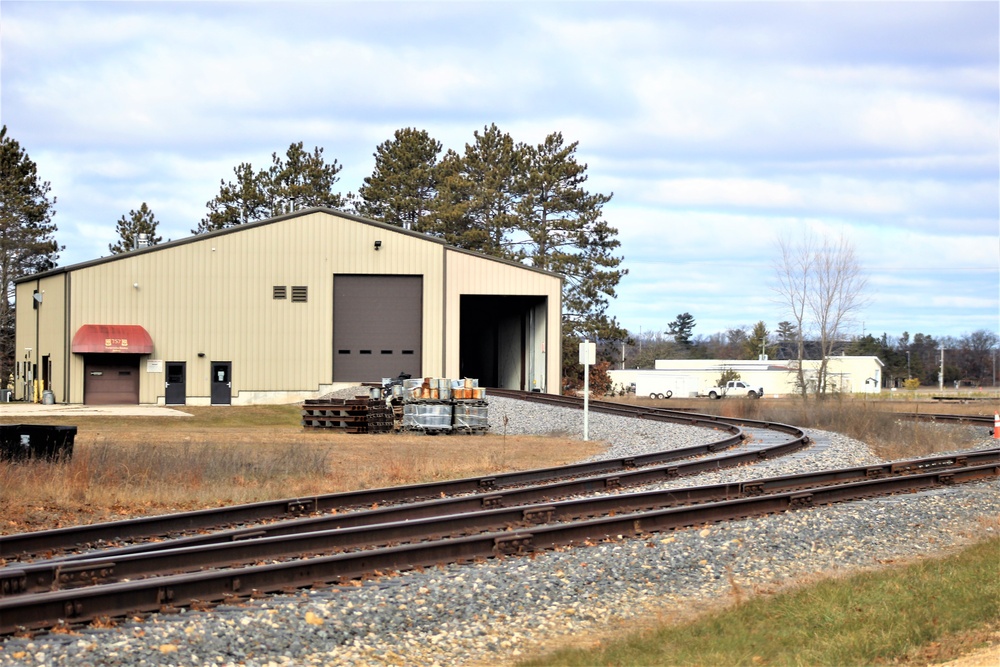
top-left (133, 283), bottom-right (139, 289)
top-left (374, 240), bottom-right (382, 251)
top-left (197, 352), bottom-right (205, 358)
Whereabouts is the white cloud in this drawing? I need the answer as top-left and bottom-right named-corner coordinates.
top-left (2, 1), bottom-right (995, 339)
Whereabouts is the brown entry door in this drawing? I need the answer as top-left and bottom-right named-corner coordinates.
top-left (83, 355), bottom-right (140, 405)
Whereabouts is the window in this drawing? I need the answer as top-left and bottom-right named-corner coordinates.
top-left (273, 286), bottom-right (287, 300)
top-left (291, 286), bottom-right (308, 302)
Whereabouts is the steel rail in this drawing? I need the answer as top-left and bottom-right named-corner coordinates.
top-left (3, 393), bottom-right (985, 560)
top-left (28, 422), bottom-right (806, 565)
top-left (3, 461), bottom-right (996, 635)
top-left (5, 449), bottom-right (997, 598)
top-left (1, 392), bottom-right (763, 559)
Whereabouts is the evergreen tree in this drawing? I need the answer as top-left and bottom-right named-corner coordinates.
top-left (109, 202), bottom-right (163, 254)
top-left (433, 124), bottom-right (523, 257)
top-left (746, 321), bottom-right (772, 359)
top-left (357, 125), bottom-right (628, 379)
top-left (667, 312), bottom-right (696, 347)
top-left (726, 327), bottom-right (749, 358)
top-left (0, 126), bottom-right (62, 388)
top-left (515, 132), bottom-right (626, 341)
top-left (356, 128), bottom-right (442, 231)
top-left (196, 162), bottom-right (272, 233)
top-left (195, 142), bottom-right (344, 234)
top-left (431, 148), bottom-right (478, 245)
top-left (268, 142), bottom-right (344, 214)
top-left (909, 333), bottom-right (939, 385)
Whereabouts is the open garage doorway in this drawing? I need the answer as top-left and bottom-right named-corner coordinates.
top-left (459, 295), bottom-right (548, 391)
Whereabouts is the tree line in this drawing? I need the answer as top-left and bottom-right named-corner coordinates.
top-left (145, 127), bottom-right (625, 372)
top-left (608, 316), bottom-right (998, 390)
top-left (2, 124), bottom-right (995, 392)
top-left (0, 125), bottom-right (627, 384)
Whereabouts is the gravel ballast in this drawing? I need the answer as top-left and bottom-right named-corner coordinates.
top-left (2, 396), bottom-right (998, 667)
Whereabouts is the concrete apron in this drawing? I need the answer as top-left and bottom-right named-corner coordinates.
top-left (0, 403), bottom-right (192, 417)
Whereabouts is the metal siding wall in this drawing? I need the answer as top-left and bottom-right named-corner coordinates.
top-left (63, 211), bottom-right (445, 403)
top-left (443, 250), bottom-right (562, 393)
top-left (13, 282), bottom-right (35, 400)
top-left (14, 275), bottom-right (68, 401)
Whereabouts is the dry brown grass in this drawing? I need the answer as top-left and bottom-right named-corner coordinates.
top-left (0, 405), bottom-right (601, 534)
top-left (608, 393), bottom-right (996, 460)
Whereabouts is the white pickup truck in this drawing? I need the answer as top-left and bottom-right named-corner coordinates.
top-left (704, 380), bottom-right (763, 399)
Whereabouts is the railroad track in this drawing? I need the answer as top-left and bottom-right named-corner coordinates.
top-left (2, 391), bottom-right (996, 635)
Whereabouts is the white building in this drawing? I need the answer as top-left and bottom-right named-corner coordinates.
top-left (609, 356), bottom-right (884, 398)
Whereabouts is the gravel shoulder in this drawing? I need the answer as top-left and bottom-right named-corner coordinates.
top-left (2, 396), bottom-right (998, 667)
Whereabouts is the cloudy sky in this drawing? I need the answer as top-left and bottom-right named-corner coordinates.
top-left (2, 1), bottom-right (997, 342)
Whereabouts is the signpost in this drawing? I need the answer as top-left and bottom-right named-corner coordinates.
top-left (579, 340), bottom-right (596, 441)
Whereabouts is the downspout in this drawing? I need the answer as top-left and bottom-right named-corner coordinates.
top-left (34, 279), bottom-right (41, 401)
top-left (64, 272), bottom-right (71, 403)
top-left (441, 249), bottom-right (447, 378)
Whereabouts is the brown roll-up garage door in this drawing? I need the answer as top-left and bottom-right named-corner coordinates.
top-left (83, 355), bottom-right (141, 405)
top-left (333, 275), bottom-right (422, 382)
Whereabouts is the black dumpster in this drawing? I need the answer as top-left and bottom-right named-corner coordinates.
top-left (0, 425), bottom-right (77, 462)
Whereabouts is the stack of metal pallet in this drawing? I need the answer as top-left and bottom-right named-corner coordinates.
top-left (301, 396), bottom-right (393, 434)
top-left (400, 378), bottom-right (489, 434)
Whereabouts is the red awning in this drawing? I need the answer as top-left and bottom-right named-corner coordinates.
top-left (72, 324), bottom-right (154, 354)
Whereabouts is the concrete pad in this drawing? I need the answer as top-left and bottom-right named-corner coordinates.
top-left (0, 403), bottom-right (192, 417)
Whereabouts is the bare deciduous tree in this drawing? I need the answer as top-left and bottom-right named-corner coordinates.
top-left (773, 232), bottom-right (869, 396)
top-left (773, 234), bottom-right (812, 395)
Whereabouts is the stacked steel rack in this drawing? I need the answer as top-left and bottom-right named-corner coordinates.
top-left (301, 396), bottom-right (394, 433)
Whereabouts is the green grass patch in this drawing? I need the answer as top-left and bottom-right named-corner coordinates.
top-left (521, 537), bottom-right (1000, 667)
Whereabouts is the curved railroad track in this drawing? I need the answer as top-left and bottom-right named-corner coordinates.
top-left (1, 391), bottom-right (996, 635)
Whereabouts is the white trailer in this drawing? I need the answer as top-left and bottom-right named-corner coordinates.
top-left (634, 372), bottom-right (698, 400)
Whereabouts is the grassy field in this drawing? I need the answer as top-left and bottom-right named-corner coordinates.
top-left (610, 394), bottom-right (997, 460)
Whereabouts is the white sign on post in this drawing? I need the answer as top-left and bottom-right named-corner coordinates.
top-left (579, 341), bottom-right (596, 441)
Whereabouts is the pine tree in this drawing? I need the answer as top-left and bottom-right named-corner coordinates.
top-left (515, 132), bottom-right (626, 341)
top-left (195, 162), bottom-right (272, 233)
top-left (0, 126), bottom-right (62, 388)
top-left (776, 320), bottom-right (797, 360)
top-left (195, 142), bottom-right (344, 234)
top-left (267, 142), bottom-right (344, 214)
top-left (745, 320), bottom-right (772, 360)
top-left (109, 203), bottom-right (163, 254)
top-left (356, 128), bottom-right (442, 231)
top-left (431, 148), bottom-right (478, 245)
top-left (667, 313), bottom-right (696, 347)
top-left (433, 124), bottom-right (523, 257)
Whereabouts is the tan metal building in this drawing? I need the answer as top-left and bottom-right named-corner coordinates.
top-left (14, 208), bottom-right (562, 405)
